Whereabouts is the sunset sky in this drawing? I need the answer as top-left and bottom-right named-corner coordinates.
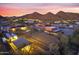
top-left (0, 3), bottom-right (79, 16)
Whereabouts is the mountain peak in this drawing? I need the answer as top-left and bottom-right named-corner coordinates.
top-left (32, 12), bottom-right (41, 15)
top-left (57, 11), bottom-right (65, 14)
top-left (44, 12), bottom-right (54, 16)
top-left (46, 12), bottom-right (54, 15)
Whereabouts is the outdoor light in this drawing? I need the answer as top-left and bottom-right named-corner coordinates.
top-left (12, 28), bottom-right (16, 32)
top-left (20, 27), bottom-right (27, 30)
top-left (13, 36), bottom-right (18, 40)
top-left (21, 45), bottom-right (32, 54)
top-left (9, 36), bottom-right (18, 41)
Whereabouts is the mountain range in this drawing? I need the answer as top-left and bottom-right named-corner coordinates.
top-left (1, 11), bottom-right (79, 21)
top-left (19, 11), bottom-right (79, 20)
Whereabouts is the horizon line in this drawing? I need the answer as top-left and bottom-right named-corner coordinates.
top-left (1, 11), bottom-right (79, 17)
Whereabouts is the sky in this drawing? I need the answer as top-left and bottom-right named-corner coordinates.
top-left (0, 3), bottom-right (79, 16)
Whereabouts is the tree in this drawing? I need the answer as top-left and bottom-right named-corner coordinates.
top-left (69, 29), bottom-right (79, 54)
top-left (57, 32), bottom-right (70, 54)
